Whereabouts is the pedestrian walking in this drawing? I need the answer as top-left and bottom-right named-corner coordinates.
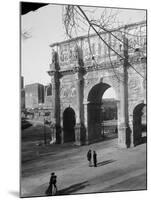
top-left (93, 151), bottom-right (97, 167)
top-left (45, 172), bottom-right (57, 196)
top-left (51, 172), bottom-right (57, 195)
top-left (87, 149), bottom-right (92, 167)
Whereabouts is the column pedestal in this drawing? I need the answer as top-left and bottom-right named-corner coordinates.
top-left (74, 123), bottom-right (86, 145)
top-left (50, 123), bottom-right (61, 144)
top-left (50, 123), bottom-right (56, 144)
top-left (118, 123), bottom-right (131, 148)
top-left (129, 118), bottom-right (134, 148)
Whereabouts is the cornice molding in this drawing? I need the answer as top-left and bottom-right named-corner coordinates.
top-left (47, 56), bottom-right (146, 77)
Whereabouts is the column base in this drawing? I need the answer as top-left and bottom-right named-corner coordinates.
top-left (74, 123), bottom-right (86, 146)
top-left (130, 143), bottom-right (135, 148)
top-left (118, 124), bottom-right (131, 148)
top-left (50, 123), bottom-right (61, 144)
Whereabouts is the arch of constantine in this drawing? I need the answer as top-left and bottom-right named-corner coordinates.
top-left (47, 21), bottom-right (146, 148)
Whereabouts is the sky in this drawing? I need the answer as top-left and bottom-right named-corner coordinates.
top-left (21, 3), bottom-right (146, 98)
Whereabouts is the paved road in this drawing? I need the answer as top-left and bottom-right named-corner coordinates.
top-left (21, 138), bottom-right (146, 197)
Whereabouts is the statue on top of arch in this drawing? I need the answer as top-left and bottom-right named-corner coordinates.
top-left (52, 49), bottom-right (58, 64)
top-left (50, 49), bottom-right (60, 71)
top-left (74, 46), bottom-right (84, 67)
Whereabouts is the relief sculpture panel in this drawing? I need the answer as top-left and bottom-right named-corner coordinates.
top-left (128, 76), bottom-right (142, 100)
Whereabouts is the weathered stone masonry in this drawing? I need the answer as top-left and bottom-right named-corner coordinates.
top-left (48, 21), bottom-right (147, 148)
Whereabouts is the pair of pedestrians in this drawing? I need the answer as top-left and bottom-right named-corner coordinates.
top-left (87, 149), bottom-right (97, 167)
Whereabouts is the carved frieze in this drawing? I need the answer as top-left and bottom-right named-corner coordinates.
top-left (58, 41), bottom-right (84, 68)
top-left (60, 84), bottom-right (77, 99)
top-left (50, 21), bottom-right (146, 75)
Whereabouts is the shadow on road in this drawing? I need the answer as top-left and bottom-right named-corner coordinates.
top-left (58, 181), bottom-right (89, 195)
top-left (97, 159), bottom-right (116, 167)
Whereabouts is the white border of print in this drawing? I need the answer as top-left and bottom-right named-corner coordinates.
top-left (0, 0), bottom-right (150, 200)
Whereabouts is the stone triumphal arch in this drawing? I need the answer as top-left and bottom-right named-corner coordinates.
top-left (48, 21), bottom-right (146, 148)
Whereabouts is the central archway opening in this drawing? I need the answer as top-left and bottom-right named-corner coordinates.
top-left (63, 107), bottom-right (76, 143)
top-left (102, 88), bottom-right (118, 139)
top-left (87, 82), bottom-right (118, 143)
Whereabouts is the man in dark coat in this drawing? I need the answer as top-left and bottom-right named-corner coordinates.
top-left (45, 172), bottom-right (57, 196)
top-left (87, 149), bottom-right (92, 167)
top-left (51, 173), bottom-right (57, 194)
top-left (93, 151), bottom-right (97, 167)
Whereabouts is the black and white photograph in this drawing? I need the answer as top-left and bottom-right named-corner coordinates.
top-left (20, 1), bottom-right (147, 198)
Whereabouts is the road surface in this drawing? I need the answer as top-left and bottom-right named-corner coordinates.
top-left (21, 138), bottom-right (146, 197)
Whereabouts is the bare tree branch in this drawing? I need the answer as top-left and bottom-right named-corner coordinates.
top-left (63, 5), bottom-right (146, 80)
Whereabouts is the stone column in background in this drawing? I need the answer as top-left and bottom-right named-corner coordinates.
top-left (118, 36), bottom-right (131, 148)
top-left (48, 49), bottom-right (61, 144)
top-left (74, 66), bottom-right (86, 145)
top-left (73, 43), bottom-right (86, 146)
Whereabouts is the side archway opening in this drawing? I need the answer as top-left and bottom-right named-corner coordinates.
top-left (63, 107), bottom-right (76, 143)
top-left (133, 103), bottom-right (147, 146)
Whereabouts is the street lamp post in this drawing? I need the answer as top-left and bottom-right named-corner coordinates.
top-left (44, 117), bottom-right (47, 145)
top-left (101, 106), bottom-right (105, 139)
